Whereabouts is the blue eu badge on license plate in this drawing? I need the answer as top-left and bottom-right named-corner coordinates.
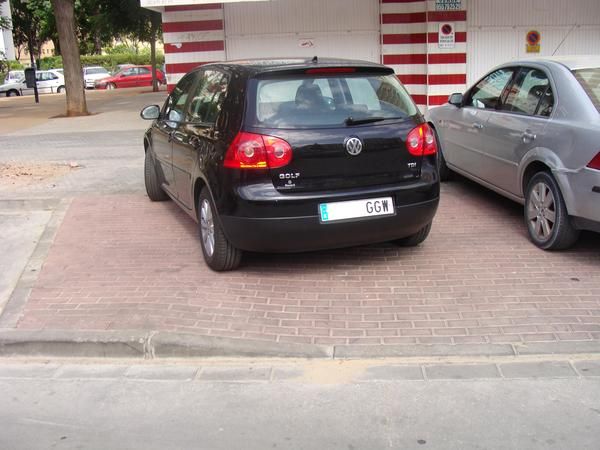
top-left (320, 204), bottom-right (329, 221)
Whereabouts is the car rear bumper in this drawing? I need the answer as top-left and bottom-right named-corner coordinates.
top-left (218, 180), bottom-right (439, 252)
top-left (557, 167), bottom-right (600, 225)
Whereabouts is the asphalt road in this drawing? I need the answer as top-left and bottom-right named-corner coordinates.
top-left (1, 360), bottom-right (600, 450)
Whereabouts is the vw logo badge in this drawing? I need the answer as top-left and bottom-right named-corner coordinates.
top-left (345, 137), bottom-right (363, 156)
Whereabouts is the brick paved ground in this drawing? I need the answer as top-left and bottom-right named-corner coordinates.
top-left (14, 179), bottom-right (600, 346)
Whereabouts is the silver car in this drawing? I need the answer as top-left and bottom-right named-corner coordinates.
top-left (426, 55), bottom-right (600, 250)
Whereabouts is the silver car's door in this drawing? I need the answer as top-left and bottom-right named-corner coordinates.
top-left (481, 67), bottom-right (553, 196)
top-left (441, 68), bottom-right (517, 179)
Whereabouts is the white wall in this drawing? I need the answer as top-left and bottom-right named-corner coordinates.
top-left (467, 0), bottom-right (600, 84)
top-left (224, 0), bottom-right (381, 62)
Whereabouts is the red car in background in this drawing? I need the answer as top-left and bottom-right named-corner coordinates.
top-left (95, 65), bottom-right (166, 90)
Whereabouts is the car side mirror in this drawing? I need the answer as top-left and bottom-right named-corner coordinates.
top-left (448, 93), bottom-right (463, 107)
top-left (140, 105), bottom-right (160, 120)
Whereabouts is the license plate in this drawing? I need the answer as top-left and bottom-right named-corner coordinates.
top-left (319, 197), bottom-right (395, 223)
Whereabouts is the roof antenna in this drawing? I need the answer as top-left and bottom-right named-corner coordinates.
top-left (552, 24), bottom-right (577, 55)
top-left (312, 56), bottom-right (318, 64)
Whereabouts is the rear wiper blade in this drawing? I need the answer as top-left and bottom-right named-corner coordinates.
top-left (344, 116), bottom-right (387, 126)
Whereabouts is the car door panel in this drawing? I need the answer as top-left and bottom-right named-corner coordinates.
top-left (480, 67), bottom-right (554, 196)
top-left (172, 70), bottom-right (229, 209)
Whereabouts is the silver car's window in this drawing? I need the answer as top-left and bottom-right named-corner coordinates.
top-left (573, 68), bottom-right (600, 113)
top-left (186, 70), bottom-right (229, 124)
top-left (466, 68), bottom-right (515, 110)
top-left (502, 68), bottom-right (553, 117)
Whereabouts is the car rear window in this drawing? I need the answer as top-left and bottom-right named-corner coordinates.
top-left (573, 68), bottom-right (600, 112)
top-left (249, 73), bottom-right (418, 128)
top-left (87, 68), bottom-right (108, 75)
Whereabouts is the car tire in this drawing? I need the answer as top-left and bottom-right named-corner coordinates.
top-left (144, 150), bottom-right (168, 201)
top-left (198, 187), bottom-right (242, 271)
top-left (394, 222), bottom-right (432, 247)
top-left (107, 83), bottom-right (116, 90)
top-left (57, 86), bottom-right (65, 94)
top-left (524, 171), bottom-right (580, 250)
top-left (6, 90), bottom-right (19, 97)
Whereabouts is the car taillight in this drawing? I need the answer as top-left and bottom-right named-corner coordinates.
top-left (406, 123), bottom-right (437, 156)
top-left (587, 152), bottom-right (600, 170)
top-left (224, 132), bottom-right (292, 169)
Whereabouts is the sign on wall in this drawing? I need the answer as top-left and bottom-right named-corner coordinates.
top-left (526, 30), bottom-right (541, 53)
top-left (435, 0), bottom-right (462, 11)
top-left (438, 23), bottom-right (456, 49)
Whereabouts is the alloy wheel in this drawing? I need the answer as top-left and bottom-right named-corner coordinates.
top-left (527, 181), bottom-right (556, 241)
top-left (200, 199), bottom-right (215, 257)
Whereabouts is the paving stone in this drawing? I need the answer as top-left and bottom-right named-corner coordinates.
top-left (573, 360), bottom-right (600, 377)
top-left (198, 366), bottom-right (272, 381)
top-left (271, 367), bottom-right (304, 380)
top-left (54, 364), bottom-right (128, 379)
top-left (425, 364), bottom-right (500, 380)
top-left (359, 365), bottom-right (424, 381)
top-left (0, 363), bottom-right (60, 378)
top-left (499, 361), bottom-right (577, 379)
top-left (124, 365), bottom-right (199, 380)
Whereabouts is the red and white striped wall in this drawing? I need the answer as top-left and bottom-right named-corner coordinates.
top-left (380, 0), bottom-right (467, 110)
top-left (162, 3), bottom-right (225, 91)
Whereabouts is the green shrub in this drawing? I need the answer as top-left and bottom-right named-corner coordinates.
top-left (38, 52), bottom-right (165, 72)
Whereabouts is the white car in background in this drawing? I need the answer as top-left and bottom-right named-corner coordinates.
top-left (3, 70), bottom-right (25, 84)
top-left (83, 66), bottom-right (110, 89)
top-left (0, 69), bottom-right (65, 97)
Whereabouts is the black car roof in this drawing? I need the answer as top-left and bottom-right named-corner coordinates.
top-left (198, 57), bottom-right (393, 77)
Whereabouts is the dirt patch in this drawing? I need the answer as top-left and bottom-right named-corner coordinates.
top-left (0, 162), bottom-right (79, 186)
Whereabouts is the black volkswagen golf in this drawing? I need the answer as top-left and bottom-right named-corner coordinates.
top-left (141, 58), bottom-right (439, 271)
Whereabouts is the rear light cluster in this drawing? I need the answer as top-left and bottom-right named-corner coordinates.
top-left (406, 123), bottom-right (437, 157)
top-left (224, 132), bottom-right (292, 169)
top-left (588, 152), bottom-right (600, 170)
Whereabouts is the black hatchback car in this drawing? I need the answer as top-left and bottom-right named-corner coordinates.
top-left (141, 58), bottom-right (440, 271)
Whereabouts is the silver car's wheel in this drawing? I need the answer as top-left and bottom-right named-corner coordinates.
top-left (200, 199), bottom-right (215, 258)
top-left (524, 171), bottom-right (579, 250)
top-left (198, 188), bottom-right (242, 271)
top-left (6, 90), bottom-right (19, 97)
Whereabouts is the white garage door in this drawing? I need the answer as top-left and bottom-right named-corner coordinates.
top-left (224, 0), bottom-right (381, 63)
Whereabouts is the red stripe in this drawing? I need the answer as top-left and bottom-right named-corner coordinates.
top-left (167, 84), bottom-right (176, 93)
top-left (383, 33), bottom-right (427, 44)
top-left (428, 95), bottom-right (450, 106)
top-left (427, 11), bottom-right (467, 22)
top-left (163, 20), bottom-right (223, 33)
top-left (383, 54), bottom-right (427, 65)
top-left (382, 12), bottom-right (427, 24)
top-left (428, 53), bottom-right (466, 64)
top-left (165, 4), bottom-right (222, 12)
top-left (164, 41), bottom-right (224, 54)
top-left (427, 31), bottom-right (467, 44)
top-left (166, 62), bottom-right (214, 73)
top-left (411, 94), bottom-right (427, 105)
top-left (428, 74), bottom-right (466, 85)
top-left (397, 74), bottom-right (427, 84)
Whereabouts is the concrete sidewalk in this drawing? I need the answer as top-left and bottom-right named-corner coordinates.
top-left (1, 87), bottom-right (599, 361)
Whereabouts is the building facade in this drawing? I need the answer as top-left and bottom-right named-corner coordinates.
top-left (141, 0), bottom-right (600, 110)
top-left (0, 0), bottom-right (16, 61)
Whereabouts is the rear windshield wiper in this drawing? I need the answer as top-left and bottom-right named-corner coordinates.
top-left (344, 116), bottom-right (387, 126)
top-left (344, 116), bottom-right (405, 126)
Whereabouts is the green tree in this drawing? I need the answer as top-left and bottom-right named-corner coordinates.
top-left (9, 0), bottom-right (55, 63)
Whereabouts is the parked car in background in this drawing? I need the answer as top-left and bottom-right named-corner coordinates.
top-left (112, 63), bottom-right (134, 75)
top-left (95, 65), bottom-right (165, 90)
top-left (140, 58), bottom-right (440, 270)
top-left (83, 66), bottom-right (111, 89)
top-left (0, 69), bottom-right (65, 97)
top-left (3, 70), bottom-right (25, 84)
top-left (427, 55), bottom-right (600, 250)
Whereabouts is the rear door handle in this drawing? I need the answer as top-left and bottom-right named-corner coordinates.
top-left (472, 123), bottom-right (484, 130)
top-left (522, 131), bottom-right (536, 142)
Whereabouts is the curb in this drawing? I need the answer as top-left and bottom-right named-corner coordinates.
top-left (1, 329), bottom-right (599, 360)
